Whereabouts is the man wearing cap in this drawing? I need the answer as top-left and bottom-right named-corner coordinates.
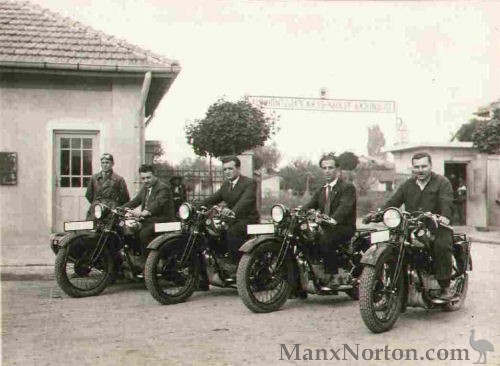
top-left (303, 153), bottom-right (357, 290)
top-left (122, 164), bottom-right (175, 250)
top-left (85, 153), bottom-right (130, 220)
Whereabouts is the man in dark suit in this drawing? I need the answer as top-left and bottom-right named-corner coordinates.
top-left (202, 155), bottom-right (259, 262)
top-left (304, 153), bottom-right (357, 286)
top-left (122, 164), bottom-right (175, 251)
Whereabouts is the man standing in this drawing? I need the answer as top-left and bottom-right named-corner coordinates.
top-left (122, 164), bottom-right (175, 250)
top-left (202, 155), bottom-right (259, 263)
top-left (383, 152), bottom-right (454, 300)
top-left (304, 153), bottom-right (357, 289)
top-left (85, 153), bottom-right (130, 220)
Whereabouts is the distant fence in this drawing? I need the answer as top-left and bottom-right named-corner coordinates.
top-left (156, 167), bottom-right (225, 203)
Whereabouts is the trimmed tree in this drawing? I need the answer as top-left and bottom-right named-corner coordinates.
top-left (185, 98), bottom-right (278, 158)
top-left (472, 109), bottom-right (500, 154)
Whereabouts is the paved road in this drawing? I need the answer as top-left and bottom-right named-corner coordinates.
top-left (2, 243), bottom-right (499, 366)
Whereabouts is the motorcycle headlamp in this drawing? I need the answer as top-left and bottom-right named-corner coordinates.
top-left (271, 204), bottom-right (289, 223)
top-left (94, 204), bottom-right (104, 219)
top-left (178, 203), bottom-right (192, 221)
top-left (383, 208), bottom-right (402, 229)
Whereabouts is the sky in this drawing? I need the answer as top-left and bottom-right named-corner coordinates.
top-left (31, 0), bottom-right (500, 166)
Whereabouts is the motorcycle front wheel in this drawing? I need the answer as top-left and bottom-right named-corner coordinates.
top-left (144, 239), bottom-right (199, 305)
top-left (237, 241), bottom-right (293, 313)
top-left (359, 249), bottom-right (403, 333)
top-left (54, 234), bottom-right (115, 298)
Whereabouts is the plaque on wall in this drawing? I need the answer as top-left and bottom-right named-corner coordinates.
top-left (0, 152), bottom-right (17, 185)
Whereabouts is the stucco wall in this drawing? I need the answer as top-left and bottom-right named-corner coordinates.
top-left (0, 73), bottom-right (143, 264)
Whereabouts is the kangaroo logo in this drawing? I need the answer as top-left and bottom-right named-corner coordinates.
top-left (470, 329), bottom-right (495, 364)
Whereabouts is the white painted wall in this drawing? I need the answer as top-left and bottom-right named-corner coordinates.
top-left (0, 73), bottom-right (143, 264)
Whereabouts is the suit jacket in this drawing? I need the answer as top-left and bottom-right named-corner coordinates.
top-left (304, 178), bottom-right (357, 229)
top-left (202, 175), bottom-right (259, 223)
top-left (123, 179), bottom-right (175, 221)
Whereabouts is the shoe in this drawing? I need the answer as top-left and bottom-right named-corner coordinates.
top-left (288, 288), bottom-right (308, 299)
top-left (438, 286), bottom-right (454, 301)
top-left (196, 282), bottom-right (210, 292)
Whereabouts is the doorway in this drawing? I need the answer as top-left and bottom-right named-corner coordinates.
top-left (444, 162), bottom-right (467, 225)
top-left (53, 132), bottom-right (99, 231)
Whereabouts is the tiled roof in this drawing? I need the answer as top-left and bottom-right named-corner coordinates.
top-left (0, 0), bottom-right (179, 72)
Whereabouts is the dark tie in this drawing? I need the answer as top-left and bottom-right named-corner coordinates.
top-left (324, 186), bottom-right (332, 216)
top-left (144, 188), bottom-right (151, 210)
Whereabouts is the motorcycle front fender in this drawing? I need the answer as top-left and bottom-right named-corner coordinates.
top-left (360, 242), bottom-right (397, 266)
top-left (239, 235), bottom-right (280, 254)
top-left (57, 231), bottom-right (99, 249)
top-left (147, 232), bottom-right (187, 251)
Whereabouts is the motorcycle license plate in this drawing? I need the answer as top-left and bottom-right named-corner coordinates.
top-left (247, 224), bottom-right (275, 235)
top-left (370, 230), bottom-right (390, 244)
top-left (64, 221), bottom-right (94, 231)
top-left (154, 222), bottom-right (181, 233)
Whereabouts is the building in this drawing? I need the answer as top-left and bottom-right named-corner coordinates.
top-left (387, 142), bottom-right (500, 228)
top-left (0, 0), bottom-right (180, 264)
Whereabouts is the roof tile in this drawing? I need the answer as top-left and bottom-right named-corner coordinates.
top-left (0, 0), bottom-right (178, 70)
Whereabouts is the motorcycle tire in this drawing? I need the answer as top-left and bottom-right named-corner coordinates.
top-left (237, 241), bottom-right (293, 313)
top-left (144, 240), bottom-right (199, 305)
top-left (54, 234), bottom-right (115, 298)
top-left (359, 249), bottom-right (404, 333)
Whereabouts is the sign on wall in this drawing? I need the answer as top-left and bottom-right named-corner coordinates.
top-left (0, 152), bottom-right (17, 185)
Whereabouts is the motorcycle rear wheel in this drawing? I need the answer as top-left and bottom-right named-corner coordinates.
top-left (145, 240), bottom-right (199, 305)
top-left (54, 235), bottom-right (115, 298)
top-left (359, 249), bottom-right (403, 333)
top-left (237, 241), bottom-right (293, 313)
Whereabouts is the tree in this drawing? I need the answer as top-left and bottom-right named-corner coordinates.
top-left (278, 159), bottom-right (323, 196)
top-left (253, 142), bottom-right (282, 172)
top-left (337, 151), bottom-right (359, 171)
top-left (472, 109), bottom-right (500, 154)
top-left (367, 124), bottom-right (386, 156)
top-left (185, 98), bottom-right (278, 158)
top-left (454, 119), bottom-right (478, 142)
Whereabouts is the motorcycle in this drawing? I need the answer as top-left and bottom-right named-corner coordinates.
top-left (236, 204), bottom-right (375, 313)
top-left (144, 203), bottom-right (238, 305)
top-left (51, 204), bottom-right (149, 298)
top-left (359, 208), bottom-right (472, 333)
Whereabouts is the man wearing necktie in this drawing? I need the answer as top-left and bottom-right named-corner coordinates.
top-left (121, 164), bottom-right (175, 252)
top-left (202, 155), bottom-right (259, 263)
top-left (304, 153), bottom-right (357, 283)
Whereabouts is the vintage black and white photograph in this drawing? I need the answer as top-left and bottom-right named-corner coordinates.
top-left (1, 0), bottom-right (499, 365)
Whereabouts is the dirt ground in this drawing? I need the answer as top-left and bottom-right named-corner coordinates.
top-left (2, 243), bottom-right (500, 366)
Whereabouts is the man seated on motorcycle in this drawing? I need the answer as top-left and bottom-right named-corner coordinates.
top-left (85, 153), bottom-right (130, 220)
top-left (202, 155), bottom-right (259, 263)
top-left (121, 164), bottom-right (175, 253)
top-left (381, 151), bottom-right (454, 301)
top-left (303, 153), bottom-right (357, 290)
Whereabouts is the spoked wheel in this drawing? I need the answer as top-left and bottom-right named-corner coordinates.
top-left (442, 255), bottom-right (469, 312)
top-left (359, 249), bottom-right (403, 333)
top-left (237, 241), bottom-right (293, 313)
top-left (54, 234), bottom-right (115, 298)
top-left (145, 239), bottom-right (199, 305)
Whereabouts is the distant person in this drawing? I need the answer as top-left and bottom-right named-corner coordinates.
top-left (456, 177), bottom-right (467, 225)
top-left (170, 176), bottom-right (187, 215)
top-left (85, 153), bottom-right (130, 220)
top-left (121, 164), bottom-right (175, 251)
